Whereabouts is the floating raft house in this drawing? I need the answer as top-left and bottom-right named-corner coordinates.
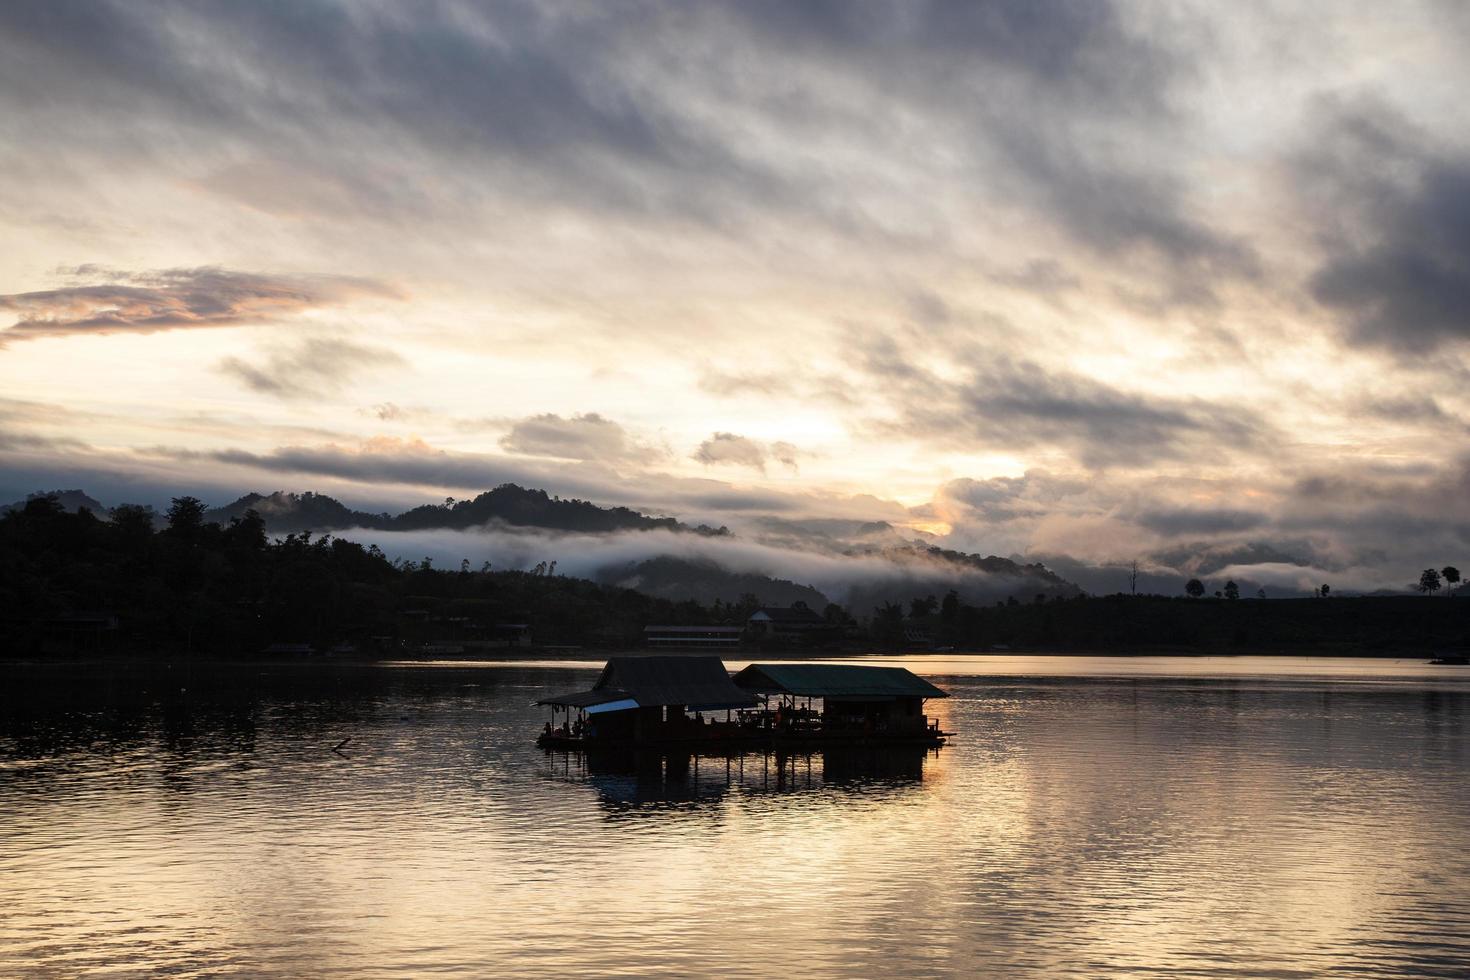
top-left (536, 656), bottom-right (950, 748)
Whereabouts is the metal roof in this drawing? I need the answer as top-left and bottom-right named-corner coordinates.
top-left (536, 688), bottom-right (633, 708)
top-left (598, 655), bottom-right (758, 709)
top-left (732, 663), bottom-right (949, 699)
top-left (538, 656), bottom-right (758, 710)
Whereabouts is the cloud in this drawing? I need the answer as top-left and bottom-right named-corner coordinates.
top-left (854, 330), bottom-right (1271, 469)
top-left (499, 412), bottom-right (661, 465)
top-left (0, 266), bottom-right (396, 344)
top-left (321, 522), bottom-right (1061, 608)
top-left (1300, 101), bottom-right (1470, 353)
top-left (218, 337), bottom-right (406, 398)
top-left (693, 432), bottom-right (804, 473)
top-left (937, 471), bottom-right (1091, 524)
top-left (125, 435), bottom-right (896, 526)
top-left (0, 0), bottom-right (1257, 284)
top-left (1131, 506), bottom-right (1269, 537)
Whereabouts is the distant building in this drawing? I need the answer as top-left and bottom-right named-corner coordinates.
top-left (747, 602), bottom-right (836, 645)
top-left (903, 626), bottom-right (934, 649)
top-left (643, 624), bottom-right (744, 648)
top-left (748, 602), bottom-right (825, 635)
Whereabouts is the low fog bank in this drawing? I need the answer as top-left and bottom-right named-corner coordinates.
top-left (327, 522), bottom-right (1070, 609)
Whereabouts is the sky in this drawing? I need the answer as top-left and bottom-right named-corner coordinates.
top-left (2, 0), bottom-right (1468, 594)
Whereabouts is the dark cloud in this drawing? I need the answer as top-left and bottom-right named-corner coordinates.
top-left (718, 0), bottom-right (1253, 284)
top-left (692, 432), bottom-right (802, 473)
top-left (1362, 395), bottom-right (1457, 425)
top-left (499, 412), bottom-right (660, 465)
top-left (1132, 506), bottom-right (1269, 537)
top-left (217, 337), bottom-right (406, 398)
top-left (858, 332), bottom-right (1270, 468)
top-left (0, 0), bottom-right (1252, 279)
top-left (719, 0), bottom-right (1173, 108)
top-left (0, 267), bottom-right (395, 344)
top-left (939, 471), bottom-right (1090, 523)
top-left (1301, 101), bottom-right (1470, 353)
top-left (0, 0), bottom-right (783, 227)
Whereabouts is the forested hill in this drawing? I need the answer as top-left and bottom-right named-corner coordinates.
top-left (204, 485), bottom-right (730, 536)
top-left (3, 495), bottom-right (1465, 657)
top-left (0, 495), bottom-right (740, 657)
top-left (600, 556), bottom-right (831, 608)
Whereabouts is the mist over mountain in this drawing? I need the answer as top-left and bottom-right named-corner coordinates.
top-left (599, 556), bottom-right (831, 608)
top-left (15, 483), bottom-right (1094, 609)
top-left (16, 482), bottom-right (1430, 604)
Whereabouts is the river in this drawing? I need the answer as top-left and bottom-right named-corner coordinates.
top-left (2, 655), bottom-right (1467, 977)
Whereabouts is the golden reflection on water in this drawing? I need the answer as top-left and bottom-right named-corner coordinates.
top-left (1, 657), bottom-right (1468, 977)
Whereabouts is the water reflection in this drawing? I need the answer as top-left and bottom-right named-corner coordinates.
top-left (2, 658), bottom-right (1468, 978)
top-left (543, 745), bottom-right (938, 810)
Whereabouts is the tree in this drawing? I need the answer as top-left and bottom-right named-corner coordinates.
top-left (111, 503), bottom-right (156, 544)
top-left (1418, 568), bottom-right (1442, 594)
top-left (822, 602), bottom-right (852, 625)
top-left (165, 496), bottom-right (207, 537)
top-left (1185, 578), bottom-right (1205, 598)
top-left (1223, 580), bottom-right (1239, 600)
top-left (909, 595), bottom-right (938, 619)
top-left (1442, 566), bottom-right (1461, 593)
top-left (1319, 583), bottom-right (1330, 598)
top-left (940, 590), bottom-right (960, 622)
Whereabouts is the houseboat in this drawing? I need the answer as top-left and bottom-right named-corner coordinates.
top-left (535, 655), bottom-right (952, 749)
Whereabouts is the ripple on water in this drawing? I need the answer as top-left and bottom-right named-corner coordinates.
top-left (0, 658), bottom-right (1467, 978)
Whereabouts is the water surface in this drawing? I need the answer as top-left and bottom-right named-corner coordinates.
top-left (2, 656), bottom-right (1467, 977)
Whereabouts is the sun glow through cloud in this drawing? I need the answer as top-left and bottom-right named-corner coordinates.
top-left (1, 1), bottom-right (1468, 595)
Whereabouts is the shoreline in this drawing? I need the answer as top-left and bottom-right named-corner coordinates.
top-left (1, 646), bottom-right (1457, 668)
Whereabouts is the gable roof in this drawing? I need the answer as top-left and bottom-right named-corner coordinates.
top-left (538, 655), bottom-right (757, 710)
top-left (732, 663), bottom-right (949, 699)
top-left (596, 655), bottom-right (757, 708)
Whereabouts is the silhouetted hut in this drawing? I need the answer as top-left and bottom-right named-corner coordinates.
top-left (537, 655), bottom-right (758, 745)
top-left (732, 663), bottom-right (949, 739)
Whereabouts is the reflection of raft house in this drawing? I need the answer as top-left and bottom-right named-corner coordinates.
top-left (536, 656), bottom-right (950, 748)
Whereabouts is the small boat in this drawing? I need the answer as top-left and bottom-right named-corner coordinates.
top-left (1429, 654), bottom-right (1469, 666)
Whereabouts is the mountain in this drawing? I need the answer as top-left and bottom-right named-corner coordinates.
top-left (205, 491), bottom-right (385, 532)
top-left (390, 485), bottom-right (728, 535)
top-left (599, 555), bottom-right (830, 608)
top-left (203, 485), bottom-right (730, 536)
top-left (1, 489), bottom-right (108, 516)
top-left (831, 542), bottom-right (1081, 612)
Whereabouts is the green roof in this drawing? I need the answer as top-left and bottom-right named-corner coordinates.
top-left (733, 663), bottom-right (949, 699)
